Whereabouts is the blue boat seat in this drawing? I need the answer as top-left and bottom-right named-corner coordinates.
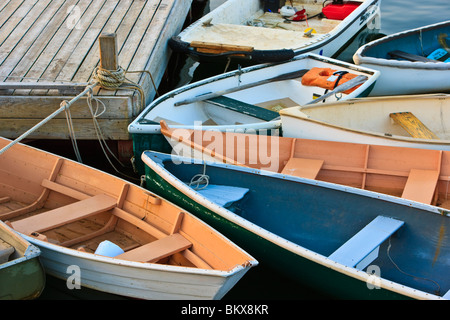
top-left (196, 184), bottom-right (249, 208)
top-left (329, 216), bottom-right (404, 270)
top-left (443, 289), bottom-right (450, 299)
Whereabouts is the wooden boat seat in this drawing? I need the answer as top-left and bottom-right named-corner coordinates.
top-left (328, 216), bottom-right (404, 270)
top-left (281, 158), bottom-right (324, 179)
top-left (389, 112), bottom-right (438, 139)
top-left (115, 233), bottom-right (192, 263)
top-left (205, 96), bottom-right (280, 121)
top-left (388, 50), bottom-right (439, 63)
top-left (41, 179), bottom-right (91, 200)
top-left (0, 197), bottom-right (10, 204)
top-left (0, 239), bottom-right (14, 264)
top-left (196, 184), bottom-right (249, 207)
top-left (10, 194), bottom-right (117, 235)
top-left (401, 169), bottom-right (440, 204)
top-left (190, 40), bottom-right (254, 54)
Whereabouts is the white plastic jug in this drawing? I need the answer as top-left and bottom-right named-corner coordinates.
top-left (95, 240), bottom-right (124, 257)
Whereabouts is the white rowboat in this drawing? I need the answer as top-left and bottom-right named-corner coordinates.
top-left (170, 0), bottom-right (381, 63)
top-left (128, 53), bottom-right (379, 174)
top-left (279, 93), bottom-right (450, 150)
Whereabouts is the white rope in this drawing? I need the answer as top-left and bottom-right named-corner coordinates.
top-left (92, 65), bottom-right (159, 113)
top-left (63, 101), bottom-right (83, 162)
top-left (188, 163), bottom-right (210, 190)
top-left (85, 88), bottom-right (139, 182)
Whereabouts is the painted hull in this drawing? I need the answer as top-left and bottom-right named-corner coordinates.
top-left (129, 53), bottom-right (379, 173)
top-left (170, 0), bottom-right (381, 63)
top-left (0, 137), bottom-right (256, 300)
top-left (142, 151), bottom-right (449, 300)
top-left (0, 221), bottom-right (45, 300)
top-left (353, 20), bottom-right (450, 96)
top-left (279, 93), bottom-right (450, 150)
top-left (26, 237), bottom-right (250, 300)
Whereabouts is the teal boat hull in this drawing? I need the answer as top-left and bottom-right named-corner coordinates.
top-left (0, 221), bottom-right (45, 300)
top-left (0, 257), bottom-right (45, 300)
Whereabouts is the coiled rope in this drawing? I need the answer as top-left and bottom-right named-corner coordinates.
top-left (91, 65), bottom-right (159, 113)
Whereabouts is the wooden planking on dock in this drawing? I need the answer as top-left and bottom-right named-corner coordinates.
top-left (0, 0), bottom-right (192, 140)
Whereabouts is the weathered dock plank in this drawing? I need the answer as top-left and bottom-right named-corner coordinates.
top-left (0, 0), bottom-right (192, 141)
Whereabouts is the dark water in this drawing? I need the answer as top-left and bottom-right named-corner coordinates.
top-left (36, 0), bottom-right (450, 301)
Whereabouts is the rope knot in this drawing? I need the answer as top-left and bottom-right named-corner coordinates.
top-left (60, 100), bottom-right (70, 109)
top-left (93, 66), bottom-right (126, 89)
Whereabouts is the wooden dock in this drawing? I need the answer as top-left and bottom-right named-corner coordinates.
top-left (0, 0), bottom-right (192, 142)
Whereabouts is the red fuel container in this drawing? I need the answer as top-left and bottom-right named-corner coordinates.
top-left (322, 1), bottom-right (361, 20)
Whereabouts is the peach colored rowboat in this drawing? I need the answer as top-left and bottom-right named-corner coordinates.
top-left (0, 137), bottom-right (257, 299)
top-left (160, 120), bottom-right (450, 209)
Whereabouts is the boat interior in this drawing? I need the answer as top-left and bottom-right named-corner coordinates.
top-left (161, 124), bottom-right (450, 210)
top-left (361, 21), bottom-right (450, 61)
top-left (148, 65), bottom-right (369, 128)
top-left (182, 0), bottom-right (365, 51)
top-left (149, 151), bottom-right (449, 297)
top-left (0, 139), bottom-right (252, 272)
top-left (295, 95), bottom-right (450, 140)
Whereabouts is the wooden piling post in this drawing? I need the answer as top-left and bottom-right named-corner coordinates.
top-left (99, 33), bottom-right (119, 71)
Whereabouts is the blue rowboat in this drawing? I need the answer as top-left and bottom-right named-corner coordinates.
top-left (142, 150), bottom-right (450, 300)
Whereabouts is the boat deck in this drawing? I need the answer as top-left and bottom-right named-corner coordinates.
top-left (0, 0), bottom-right (191, 141)
top-left (182, 1), bottom-right (341, 51)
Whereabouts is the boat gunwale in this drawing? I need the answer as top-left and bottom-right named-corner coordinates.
top-left (19, 233), bottom-right (256, 277)
top-left (142, 151), bottom-right (449, 300)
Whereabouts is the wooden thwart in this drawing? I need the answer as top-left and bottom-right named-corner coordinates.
top-left (41, 179), bottom-right (90, 201)
top-left (281, 158), bottom-right (324, 179)
top-left (402, 169), bottom-right (440, 204)
top-left (116, 233), bottom-right (192, 263)
top-left (0, 197), bottom-right (10, 204)
top-left (389, 112), bottom-right (438, 139)
top-left (329, 216), bottom-right (404, 270)
top-left (11, 194), bottom-right (117, 235)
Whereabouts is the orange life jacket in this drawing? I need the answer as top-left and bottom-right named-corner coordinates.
top-left (301, 67), bottom-right (361, 94)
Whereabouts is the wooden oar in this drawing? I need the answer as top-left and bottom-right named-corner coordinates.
top-left (174, 69), bottom-right (309, 107)
top-left (438, 33), bottom-right (450, 54)
top-left (304, 75), bottom-right (368, 105)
